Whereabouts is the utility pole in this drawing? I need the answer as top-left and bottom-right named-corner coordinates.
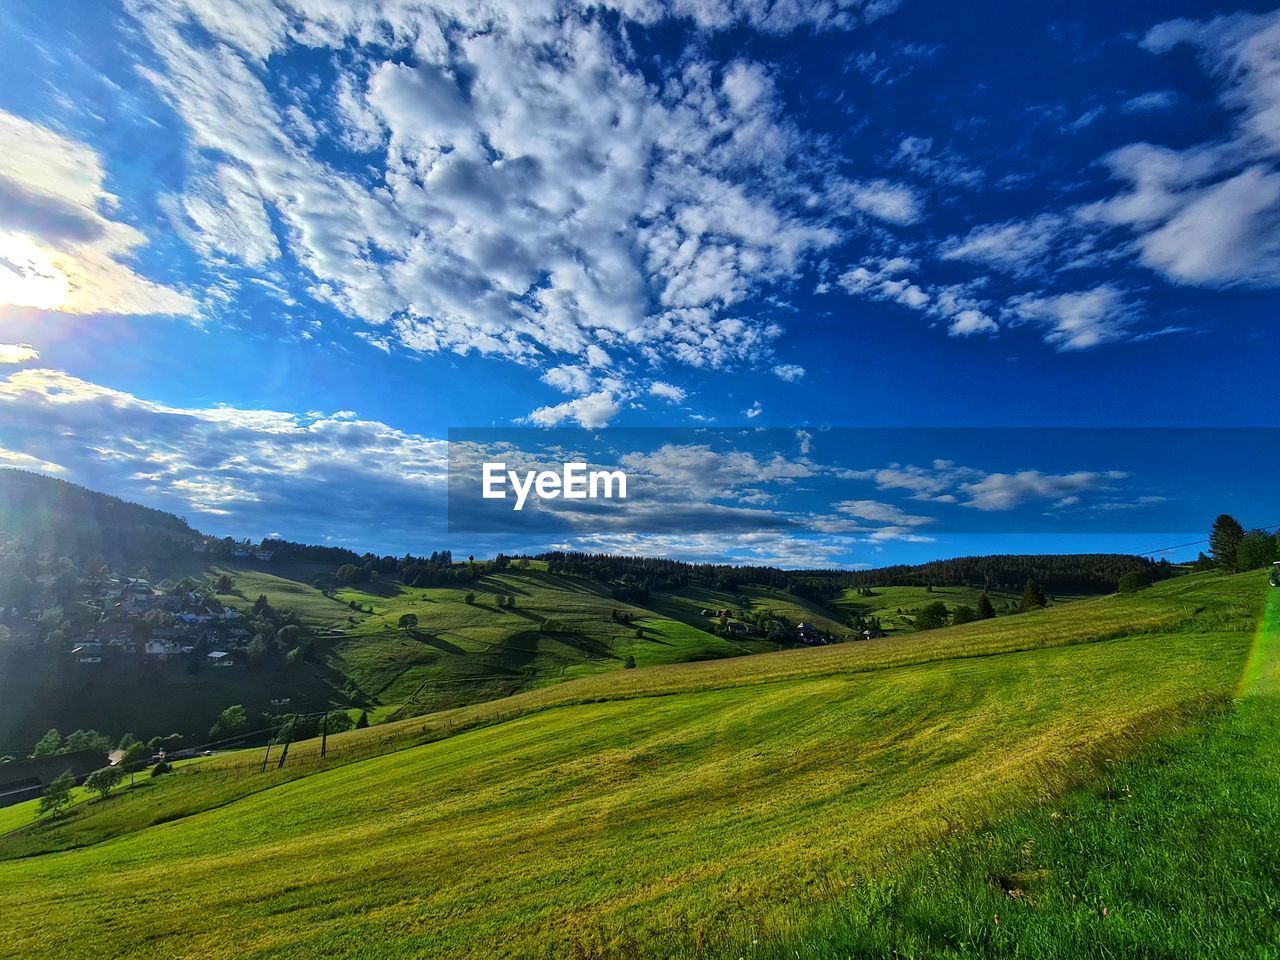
top-left (320, 709), bottom-right (328, 759)
top-left (276, 716), bottom-right (294, 769)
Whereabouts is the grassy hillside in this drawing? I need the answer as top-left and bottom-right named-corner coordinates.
top-left (762, 583), bottom-right (1280, 958)
top-left (0, 469), bottom-right (202, 565)
top-left (1, 571), bottom-right (1270, 959)
top-left (220, 563), bottom-right (777, 718)
top-left (1, 561), bottom-right (776, 750)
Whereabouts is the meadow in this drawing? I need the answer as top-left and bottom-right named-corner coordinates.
top-left (0, 570), bottom-right (1271, 958)
top-left (834, 583), bottom-right (1090, 635)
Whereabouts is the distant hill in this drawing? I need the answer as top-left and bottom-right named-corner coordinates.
top-left (0, 469), bottom-right (202, 567)
top-left (844, 552), bottom-right (1175, 594)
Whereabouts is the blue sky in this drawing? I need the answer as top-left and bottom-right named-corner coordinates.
top-left (0, 0), bottom-right (1277, 565)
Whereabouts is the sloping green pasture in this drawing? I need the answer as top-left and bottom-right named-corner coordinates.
top-left (0, 572), bottom-right (1267, 960)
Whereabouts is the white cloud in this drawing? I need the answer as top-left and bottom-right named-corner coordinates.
top-left (839, 179), bottom-right (924, 225)
top-left (526, 390), bottom-right (621, 429)
top-left (947, 309), bottom-right (998, 337)
top-left (0, 344), bottom-right (39, 364)
top-left (838, 259), bottom-right (999, 339)
top-left (1081, 11), bottom-right (1280, 287)
top-left (0, 368), bottom-right (447, 543)
top-left (1136, 166), bottom-right (1280, 284)
top-left (0, 446), bottom-right (65, 473)
top-left (541, 364), bottom-right (595, 395)
top-left (121, 0), bottom-right (892, 381)
top-left (721, 61), bottom-right (772, 114)
top-left (961, 470), bottom-right (1127, 512)
top-left (0, 110), bottom-right (195, 316)
top-left (619, 442), bottom-right (813, 502)
top-left (939, 214), bottom-right (1067, 275)
top-left (744, 400), bottom-right (763, 419)
top-left (835, 499), bottom-right (933, 526)
top-left (648, 381), bottom-right (687, 403)
top-left (772, 363), bottom-right (805, 381)
top-left (1122, 90), bottom-right (1177, 112)
top-left (1062, 105), bottom-right (1104, 133)
top-left (1005, 284), bottom-right (1140, 351)
top-left (894, 135), bottom-right (983, 188)
top-left (846, 458), bottom-right (1127, 511)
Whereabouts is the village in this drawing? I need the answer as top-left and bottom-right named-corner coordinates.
top-left (699, 607), bottom-right (883, 644)
top-left (0, 544), bottom-right (284, 673)
top-left (63, 573), bottom-right (250, 669)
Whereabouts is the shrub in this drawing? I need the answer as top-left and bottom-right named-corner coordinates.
top-left (84, 765), bottom-right (124, 801)
top-left (1117, 571), bottom-right (1147, 593)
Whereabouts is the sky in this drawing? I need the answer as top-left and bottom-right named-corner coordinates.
top-left (0, 0), bottom-right (1277, 566)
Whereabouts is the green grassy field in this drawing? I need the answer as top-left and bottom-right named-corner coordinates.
top-left (834, 583), bottom-right (1091, 634)
top-left (2, 563), bottom-right (791, 749)
top-left (761, 583), bottom-right (1280, 958)
top-left (0, 571), bottom-right (1271, 959)
top-left (1, 559), bottom-right (1114, 751)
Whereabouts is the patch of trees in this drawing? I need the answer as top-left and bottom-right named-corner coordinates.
top-left (256, 538), bottom-right (362, 566)
top-left (845, 555), bottom-right (1173, 594)
top-left (209, 704), bottom-right (250, 741)
top-left (531, 550), bottom-right (1168, 598)
top-left (1020, 578), bottom-right (1048, 611)
top-left (1116, 570), bottom-right (1147, 593)
top-left (0, 469), bottom-right (200, 568)
top-left (243, 595), bottom-right (312, 666)
top-left (1209, 514), bottom-right (1277, 573)
top-left (31, 727), bottom-right (113, 758)
top-left (914, 601), bottom-right (950, 631)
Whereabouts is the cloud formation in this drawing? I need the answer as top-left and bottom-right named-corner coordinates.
top-left (1082, 11), bottom-right (1280, 287)
top-left (0, 367), bottom-right (447, 546)
top-left (0, 110), bottom-right (194, 316)
top-left (117, 0), bottom-right (912, 418)
top-left (846, 459), bottom-right (1127, 511)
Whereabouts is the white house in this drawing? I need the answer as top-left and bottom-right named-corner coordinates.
top-left (144, 639), bottom-right (182, 658)
top-left (206, 650), bottom-right (234, 667)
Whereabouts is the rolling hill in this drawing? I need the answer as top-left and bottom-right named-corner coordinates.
top-left (2, 568), bottom-right (1273, 958)
top-left (2, 470), bottom-right (1144, 752)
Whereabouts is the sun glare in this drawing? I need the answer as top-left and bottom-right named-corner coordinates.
top-left (0, 232), bottom-right (70, 310)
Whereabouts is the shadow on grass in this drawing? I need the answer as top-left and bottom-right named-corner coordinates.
top-left (409, 631), bottom-right (468, 656)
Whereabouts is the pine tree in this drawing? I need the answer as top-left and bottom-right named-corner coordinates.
top-left (976, 594), bottom-right (996, 619)
top-left (1209, 514), bottom-right (1246, 572)
top-left (1020, 578), bottom-right (1047, 611)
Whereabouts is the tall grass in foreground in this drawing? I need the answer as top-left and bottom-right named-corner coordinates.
top-left (754, 589), bottom-right (1280, 960)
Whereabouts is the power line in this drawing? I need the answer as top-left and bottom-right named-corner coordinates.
top-left (1136, 520), bottom-right (1280, 558)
